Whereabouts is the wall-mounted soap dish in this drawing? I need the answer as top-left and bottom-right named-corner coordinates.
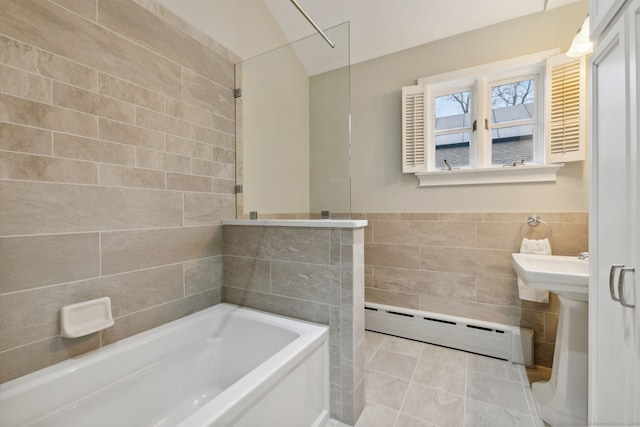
top-left (60, 297), bottom-right (115, 338)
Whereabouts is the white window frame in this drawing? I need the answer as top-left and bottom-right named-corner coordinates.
top-left (423, 58), bottom-right (546, 171)
top-left (413, 49), bottom-right (565, 186)
top-left (485, 72), bottom-right (544, 166)
top-left (426, 80), bottom-right (476, 170)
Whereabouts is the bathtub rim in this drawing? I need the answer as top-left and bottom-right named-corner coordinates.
top-left (0, 303), bottom-right (329, 427)
top-left (177, 304), bottom-right (329, 426)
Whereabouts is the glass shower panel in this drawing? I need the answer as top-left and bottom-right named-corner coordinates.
top-left (236, 22), bottom-right (350, 218)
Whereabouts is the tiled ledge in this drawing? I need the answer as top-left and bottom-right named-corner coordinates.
top-left (223, 219), bottom-right (368, 228)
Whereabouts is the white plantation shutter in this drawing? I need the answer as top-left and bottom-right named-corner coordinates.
top-left (402, 84), bottom-right (427, 173)
top-left (546, 54), bottom-right (587, 163)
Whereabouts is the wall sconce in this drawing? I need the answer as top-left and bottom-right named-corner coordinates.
top-left (567, 16), bottom-right (593, 57)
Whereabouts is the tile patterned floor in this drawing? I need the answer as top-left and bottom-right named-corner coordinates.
top-left (353, 331), bottom-right (548, 427)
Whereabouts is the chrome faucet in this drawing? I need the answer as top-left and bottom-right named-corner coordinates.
top-left (578, 252), bottom-right (589, 260)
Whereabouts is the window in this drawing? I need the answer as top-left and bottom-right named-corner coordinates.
top-left (490, 77), bottom-right (537, 166)
top-left (402, 50), bottom-right (586, 186)
top-left (433, 88), bottom-right (473, 169)
top-left (425, 67), bottom-right (544, 172)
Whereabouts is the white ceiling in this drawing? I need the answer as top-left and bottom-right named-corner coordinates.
top-left (157, 0), bottom-right (582, 72)
top-left (263, 0), bottom-right (580, 65)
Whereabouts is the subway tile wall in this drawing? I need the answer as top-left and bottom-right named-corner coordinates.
top-left (0, 0), bottom-right (237, 383)
top-left (223, 225), bottom-right (366, 425)
top-left (354, 212), bottom-right (588, 368)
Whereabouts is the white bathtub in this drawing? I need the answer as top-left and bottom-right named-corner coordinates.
top-left (0, 303), bottom-right (330, 427)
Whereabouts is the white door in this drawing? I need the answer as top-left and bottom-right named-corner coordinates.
top-left (590, 2), bottom-right (640, 424)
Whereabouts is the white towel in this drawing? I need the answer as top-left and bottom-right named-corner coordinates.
top-left (518, 238), bottom-right (551, 303)
top-left (520, 237), bottom-right (552, 255)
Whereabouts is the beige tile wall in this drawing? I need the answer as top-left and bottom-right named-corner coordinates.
top-left (0, 0), bottom-right (237, 383)
top-left (355, 212), bottom-right (588, 367)
top-left (223, 225), bottom-right (366, 425)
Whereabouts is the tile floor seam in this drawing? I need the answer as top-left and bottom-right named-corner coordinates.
top-left (411, 364), bottom-right (467, 399)
top-left (360, 331), bottom-right (547, 427)
top-left (466, 395), bottom-right (533, 417)
top-left (363, 399), bottom-right (402, 414)
top-left (365, 366), bottom-right (415, 383)
top-left (378, 347), bottom-right (419, 358)
top-left (521, 377), bottom-right (538, 419)
top-left (393, 343), bottom-right (423, 427)
top-left (467, 368), bottom-right (526, 384)
top-left (465, 377), bottom-right (533, 418)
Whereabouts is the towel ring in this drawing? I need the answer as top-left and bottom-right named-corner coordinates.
top-left (520, 214), bottom-right (552, 239)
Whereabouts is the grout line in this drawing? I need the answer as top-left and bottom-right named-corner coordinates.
top-left (0, 138), bottom-right (225, 170)
top-left (463, 349), bottom-right (469, 426)
top-left (182, 261), bottom-right (186, 297)
top-left (467, 366), bottom-right (530, 384)
top-left (98, 231), bottom-right (102, 276)
top-left (49, 128), bottom-right (54, 156)
top-left (180, 66), bottom-right (184, 102)
top-left (0, 65), bottom-right (234, 139)
top-left (521, 368), bottom-right (540, 420)
top-left (81, 2), bottom-right (236, 94)
top-left (0, 257), bottom-right (222, 298)
top-left (94, 0), bottom-right (98, 26)
top-left (391, 338), bottom-right (422, 427)
top-left (0, 223), bottom-right (226, 240)
top-left (49, 73), bottom-right (54, 105)
top-left (269, 258), bottom-right (272, 294)
top-left (0, 176), bottom-right (235, 198)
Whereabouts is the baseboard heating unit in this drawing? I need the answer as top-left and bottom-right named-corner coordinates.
top-left (365, 302), bottom-right (534, 366)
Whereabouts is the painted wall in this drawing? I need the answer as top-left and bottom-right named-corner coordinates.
top-left (0, 0), bottom-right (235, 383)
top-left (350, 1), bottom-right (589, 213)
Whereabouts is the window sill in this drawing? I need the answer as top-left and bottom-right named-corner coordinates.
top-left (414, 163), bottom-right (564, 187)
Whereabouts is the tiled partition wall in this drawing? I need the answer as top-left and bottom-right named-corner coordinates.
top-left (0, 0), bottom-right (236, 383)
top-left (355, 212), bottom-right (588, 368)
top-left (223, 224), bottom-right (366, 425)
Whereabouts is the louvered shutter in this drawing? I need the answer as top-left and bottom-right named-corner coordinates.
top-left (546, 54), bottom-right (587, 163)
top-left (402, 84), bottom-right (427, 173)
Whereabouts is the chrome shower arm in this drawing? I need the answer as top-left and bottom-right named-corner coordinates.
top-left (290, 0), bottom-right (335, 48)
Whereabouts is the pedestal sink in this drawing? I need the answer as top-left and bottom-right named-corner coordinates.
top-left (512, 253), bottom-right (589, 427)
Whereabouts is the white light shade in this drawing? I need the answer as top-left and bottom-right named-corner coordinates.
top-left (567, 17), bottom-right (593, 57)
